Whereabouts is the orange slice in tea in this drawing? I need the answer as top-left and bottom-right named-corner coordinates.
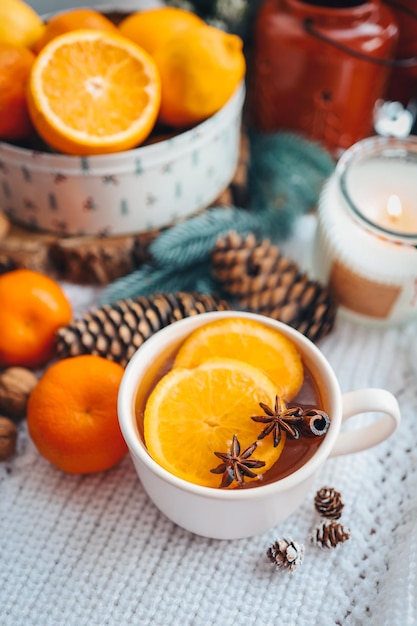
top-left (174, 318), bottom-right (304, 401)
top-left (27, 29), bottom-right (161, 155)
top-left (144, 358), bottom-right (286, 488)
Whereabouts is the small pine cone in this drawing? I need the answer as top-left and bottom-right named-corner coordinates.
top-left (311, 520), bottom-right (350, 549)
top-left (55, 291), bottom-right (231, 368)
top-left (314, 487), bottom-right (344, 520)
top-left (211, 231), bottom-right (336, 343)
top-left (266, 538), bottom-right (304, 573)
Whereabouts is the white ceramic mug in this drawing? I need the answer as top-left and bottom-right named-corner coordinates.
top-left (118, 311), bottom-right (400, 540)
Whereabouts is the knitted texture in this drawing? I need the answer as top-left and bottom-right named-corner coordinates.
top-left (1, 285), bottom-right (416, 626)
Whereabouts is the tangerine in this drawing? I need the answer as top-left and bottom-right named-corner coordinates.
top-left (27, 355), bottom-right (127, 474)
top-left (0, 269), bottom-right (72, 368)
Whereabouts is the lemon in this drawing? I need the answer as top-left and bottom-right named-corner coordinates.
top-left (153, 24), bottom-right (246, 127)
top-left (0, 0), bottom-right (45, 49)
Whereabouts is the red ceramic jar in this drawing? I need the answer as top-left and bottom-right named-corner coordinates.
top-left (247, 0), bottom-right (399, 156)
top-left (382, 0), bottom-right (417, 105)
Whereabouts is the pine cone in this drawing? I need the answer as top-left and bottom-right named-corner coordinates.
top-left (55, 292), bottom-right (231, 367)
top-left (266, 538), bottom-right (304, 573)
top-left (211, 231), bottom-right (336, 343)
top-left (314, 487), bottom-right (344, 520)
top-left (311, 520), bottom-right (350, 549)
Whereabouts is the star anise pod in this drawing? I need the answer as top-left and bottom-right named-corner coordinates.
top-left (251, 395), bottom-right (330, 447)
top-left (210, 434), bottom-right (265, 488)
top-left (251, 396), bottom-right (303, 447)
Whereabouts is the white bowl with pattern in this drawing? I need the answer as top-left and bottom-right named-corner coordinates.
top-left (0, 83), bottom-right (244, 236)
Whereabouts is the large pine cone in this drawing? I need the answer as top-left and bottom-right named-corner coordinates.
top-left (211, 231), bottom-right (336, 342)
top-left (55, 292), bottom-right (231, 368)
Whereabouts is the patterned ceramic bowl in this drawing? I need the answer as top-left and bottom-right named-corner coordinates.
top-left (0, 82), bottom-right (244, 237)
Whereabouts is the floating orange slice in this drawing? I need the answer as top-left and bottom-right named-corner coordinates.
top-left (174, 318), bottom-right (304, 401)
top-left (144, 357), bottom-right (285, 488)
top-left (27, 29), bottom-right (161, 155)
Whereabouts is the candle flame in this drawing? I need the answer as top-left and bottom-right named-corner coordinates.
top-left (387, 194), bottom-right (402, 220)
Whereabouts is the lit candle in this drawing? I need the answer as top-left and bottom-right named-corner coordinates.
top-left (312, 136), bottom-right (417, 326)
top-left (371, 194), bottom-right (417, 233)
top-left (387, 194), bottom-right (402, 221)
top-left (339, 141), bottom-right (417, 241)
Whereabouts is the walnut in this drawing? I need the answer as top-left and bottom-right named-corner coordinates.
top-left (0, 416), bottom-right (17, 461)
top-left (0, 367), bottom-right (38, 420)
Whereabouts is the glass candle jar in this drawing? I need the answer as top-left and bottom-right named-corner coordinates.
top-left (312, 136), bottom-right (417, 326)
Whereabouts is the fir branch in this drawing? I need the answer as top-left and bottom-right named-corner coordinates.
top-left (149, 206), bottom-right (261, 268)
top-left (247, 130), bottom-right (335, 238)
top-left (100, 260), bottom-right (214, 305)
top-left (249, 130), bottom-right (335, 178)
top-left (101, 131), bottom-right (335, 305)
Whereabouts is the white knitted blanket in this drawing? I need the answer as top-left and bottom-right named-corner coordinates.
top-left (1, 256), bottom-right (417, 626)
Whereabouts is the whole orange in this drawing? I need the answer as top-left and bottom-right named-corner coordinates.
top-left (118, 7), bottom-right (204, 55)
top-left (0, 42), bottom-right (35, 141)
top-left (27, 355), bottom-right (127, 474)
top-left (0, 269), bottom-right (72, 368)
top-left (32, 8), bottom-right (118, 53)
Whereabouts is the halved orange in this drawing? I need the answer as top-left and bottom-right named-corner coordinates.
top-left (144, 357), bottom-right (286, 488)
top-left (174, 318), bottom-right (304, 401)
top-left (27, 29), bottom-right (161, 155)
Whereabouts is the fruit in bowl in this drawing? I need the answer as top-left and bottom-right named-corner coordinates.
top-left (0, 0), bottom-right (44, 49)
top-left (0, 3), bottom-right (246, 236)
top-left (0, 42), bottom-right (35, 141)
top-left (118, 6), bottom-right (205, 55)
top-left (0, 3), bottom-right (246, 156)
top-left (27, 29), bottom-right (162, 156)
top-left (32, 7), bottom-right (119, 53)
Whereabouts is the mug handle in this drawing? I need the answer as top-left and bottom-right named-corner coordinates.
top-left (330, 389), bottom-right (401, 457)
